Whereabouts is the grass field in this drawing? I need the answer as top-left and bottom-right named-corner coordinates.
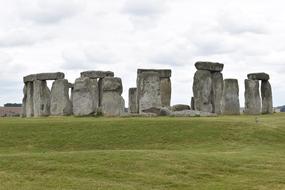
top-left (0, 114), bottom-right (285, 190)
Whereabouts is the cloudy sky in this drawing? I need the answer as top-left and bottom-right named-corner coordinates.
top-left (0, 0), bottom-right (284, 107)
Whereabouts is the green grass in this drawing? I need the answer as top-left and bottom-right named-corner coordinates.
top-left (0, 114), bottom-right (285, 190)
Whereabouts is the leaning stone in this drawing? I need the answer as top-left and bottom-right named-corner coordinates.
top-left (195, 61), bottom-right (224, 72)
top-left (80, 71), bottom-right (114, 79)
top-left (247, 73), bottom-right (270, 81)
top-left (261, 80), bottom-right (273, 114)
top-left (102, 77), bottom-right (123, 94)
top-left (33, 80), bottom-right (51, 117)
top-left (221, 79), bottom-right (240, 115)
top-left (193, 70), bottom-right (213, 113)
top-left (211, 72), bottom-right (223, 114)
top-left (137, 69), bottom-right (171, 78)
top-left (160, 78), bottom-right (171, 107)
top-left (128, 88), bottom-right (138, 113)
top-left (244, 79), bottom-right (261, 115)
top-left (50, 79), bottom-right (73, 116)
top-left (101, 91), bottom-right (125, 116)
top-left (72, 77), bottom-right (98, 116)
top-left (137, 71), bottom-right (162, 113)
top-left (171, 104), bottom-right (190, 112)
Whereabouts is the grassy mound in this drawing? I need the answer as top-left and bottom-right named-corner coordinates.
top-left (0, 114), bottom-right (285, 189)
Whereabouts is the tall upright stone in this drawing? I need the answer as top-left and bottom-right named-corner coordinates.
top-left (261, 80), bottom-right (273, 114)
top-left (24, 82), bottom-right (34, 117)
top-left (244, 79), bottom-right (261, 115)
top-left (193, 70), bottom-right (213, 113)
top-left (72, 77), bottom-right (99, 116)
top-left (50, 79), bottom-right (73, 116)
top-left (221, 79), bottom-right (240, 115)
top-left (160, 78), bottom-right (171, 107)
top-left (191, 97), bottom-right (195, 110)
top-left (33, 80), bottom-right (51, 117)
top-left (211, 72), bottom-right (223, 114)
top-left (128, 88), bottom-right (138, 113)
top-left (137, 71), bottom-right (162, 113)
top-left (101, 77), bottom-right (125, 116)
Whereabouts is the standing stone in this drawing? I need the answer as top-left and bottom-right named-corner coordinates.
top-left (128, 88), bottom-right (138, 113)
top-left (221, 79), bottom-right (240, 115)
top-left (101, 77), bottom-right (125, 116)
top-left (193, 70), bottom-right (213, 113)
top-left (25, 82), bottom-right (34, 117)
top-left (261, 80), bottom-right (273, 114)
top-left (50, 79), bottom-right (73, 116)
top-left (160, 78), bottom-right (171, 107)
top-left (22, 85), bottom-right (27, 117)
top-left (137, 71), bottom-right (162, 113)
top-left (244, 79), bottom-right (261, 115)
top-left (33, 80), bottom-right (51, 117)
top-left (191, 97), bottom-right (195, 110)
top-left (72, 77), bottom-right (98, 116)
top-left (211, 72), bottom-right (223, 114)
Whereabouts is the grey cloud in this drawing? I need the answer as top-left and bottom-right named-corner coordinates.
top-left (122, 0), bottom-right (165, 17)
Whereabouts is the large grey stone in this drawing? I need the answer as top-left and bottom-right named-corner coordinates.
top-left (72, 77), bottom-right (99, 116)
top-left (24, 72), bottom-right (65, 82)
top-left (191, 97), bottom-right (195, 110)
top-left (22, 85), bottom-right (27, 117)
top-left (128, 88), bottom-right (138, 113)
top-left (261, 80), bottom-right (273, 114)
top-left (170, 110), bottom-right (217, 117)
top-left (137, 71), bottom-right (162, 113)
top-left (25, 82), bottom-right (34, 117)
top-left (33, 80), bottom-right (51, 117)
top-left (244, 79), bottom-right (261, 115)
top-left (102, 77), bottom-right (123, 94)
top-left (50, 79), bottom-right (73, 116)
top-left (195, 61), bottom-right (224, 72)
top-left (211, 72), bottom-right (223, 114)
top-left (160, 78), bottom-right (171, 107)
top-left (221, 79), bottom-right (240, 115)
top-left (101, 91), bottom-right (125, 116)
top-left (171, 104), bottom-right (190, 112)
top-left (247, 73), bottom-right (270, 81)
top-left (193, 70), bottom-right (213, 113)
top-left (137, 69), bottom-right (171, 78)
top-left (80, 71), bottom-right (114, 79)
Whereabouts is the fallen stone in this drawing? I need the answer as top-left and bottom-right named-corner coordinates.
top-left (72, 77), bottom-right (98, 116)
top-left (33, 80), bottom-right (51, 117)
top-left (128, 88), bottom-right (138, 113)
top-left (195, 61), bottom-right (224, 72)
top-left (221, 79), bottom-right (240, 115)
top-left (171, 104), bottom-right (190, 112)
top-left (24, 72), bottom-right (65, 83)
top-left (211, 72), bottom-right (223, 114)
top-left (137, 69), bottom-right (171, 78)
top-left (193, 70), bottom-right (213, 113)
top-left (247, 73), bottom-right (270, 81)
top-left (170, 110), bottom-right (217, 117)
top-left (137, 71), bottom-right (162, 113)
top-left (80, 71), bottom-right (114, 79)
top-left (141, 107), bottom-right (161, 115)
top-left (244, 79), bottom-right (261, 115)
top-left (261, 80), bottom-right (273, 114)
top-left (50, 79), bottom-right (73, 116)
top-left (101, 91), bottom-right (125, 116)
top-left (160, 78), bottom-right (171, 107)
top-left (102, 77), bottom-right (123, 94)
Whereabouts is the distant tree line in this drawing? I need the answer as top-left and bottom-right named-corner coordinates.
top-left (4, 103), bottom-right (22, 107)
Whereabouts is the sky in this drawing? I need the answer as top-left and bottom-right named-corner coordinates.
top-left (0, 0), bottom-right (284, 107)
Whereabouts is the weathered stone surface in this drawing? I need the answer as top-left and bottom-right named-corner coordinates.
top-left (102, 77), bottom-right (123, 94)
top-left (50, 79), bottom-right (73, 116)
top-left (221, 79), bottom-right (240, 115)
top-left (128, 88), bottom-right (138, 113)
top-left (171, 104), bottom-right (190, 112)
top-left (141, 107), bottom-right (161, 115)
top-left (25, 82), bottom-right (34, 117)
top-left (170, 110), bottom-right (217, 117)
top-left (80, 71), bottom-right (114, 79)
top-left (261, 80), bottom-right (273, 114)
top-left (211, 72), bottom-right (223, 114)
top-left (195, 62), bottom-right (224, 72)
top-left (193, 70), bottom-right (213, 113)
top-left (160, 78), bottom-right (171, 107)
top-left (137, 69), bottom-right (171, 78)
top-left (101, 91), bottom-right (125, 116)
top-left (137, 71), bottom-right (162, 113)
top-left (191, 97), bottom-right (195, 110)
top-left (22, 85), bottom-right (27, 117)
top-left (244, 79), bottom-right (261, 115)
top-left (247, 73), bottom-right (270, 81)
top-left (24, 72), bottom-right (65, 82)
top-left (72, 77), bottom-right (98, 116)
top-left (33, 80), bottom-right (51, 117)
